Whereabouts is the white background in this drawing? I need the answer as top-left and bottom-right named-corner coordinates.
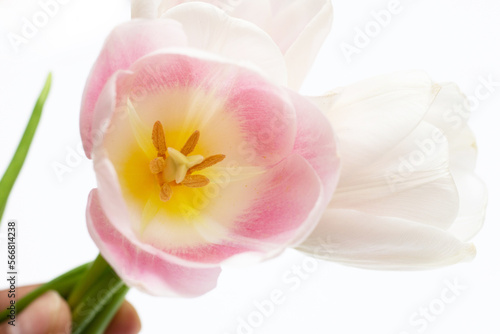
top-left (0, 0), bottom-right (499, 333)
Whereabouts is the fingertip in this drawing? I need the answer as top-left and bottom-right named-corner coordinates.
top-left (105, 300), bottom-right (141, 334)
top-left (15, 290), bottom-right (71, 334)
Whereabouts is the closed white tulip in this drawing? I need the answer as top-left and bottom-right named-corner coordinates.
top-left (297, 71), bottom-right (487, 270)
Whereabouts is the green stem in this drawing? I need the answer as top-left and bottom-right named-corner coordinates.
top-left (71, 262), bottom-right (125, 334)
top-left (0, 254), bottom-right (128, 333)
top-left (67, 254), bottom-right (108, 308)
top-left (0, 261), bottom-right (90, 322)
top-left (82, 285), bottom-right (129, 334)
top-left (0, 73), bottom-right (52, 223)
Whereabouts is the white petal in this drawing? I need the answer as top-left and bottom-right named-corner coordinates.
top-left (424, 82), bottom-right (471, 141)
top-left (161, 2), bottom-right (288, 86)
top-left (416, 82), bottom-right (486, 240)
top-left (448, 170), bottom-right (488, 241)
top-left (449, 126), bottom-right (478, 172)
top-left (281, 0), bottom-right (333, 89)
top-left (159, 0), bottom-right (273, 27)
top-left (132, 0), bottom-right (162, 18)
top-left (423, 82), bottom-right (478, 172)
top-left (297, 209), bottom-right (476, 270)
top-left (157, 0), bottom-right (333, 89)
top-left (329, 121), bottom-right (459, 230)
top-left (319, 71), bottom-right (439, 172)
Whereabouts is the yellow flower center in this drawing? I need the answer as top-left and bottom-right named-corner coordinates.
top-left (149, 121), bottom-right (225, 202)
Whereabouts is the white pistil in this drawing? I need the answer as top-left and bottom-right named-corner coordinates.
top-left (166, 147), bottom-right (204, 184)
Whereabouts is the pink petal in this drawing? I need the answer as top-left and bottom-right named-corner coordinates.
top-left (86, 189), bottom-right (221, 297)
top-left (289, 90), bottom-right (340, 207)
top-left (80, 19), bottom-right (187, 157)
top-left (87, 70), bottom-right (131, 159)
top-left (231, 153), bottom-right (324, 246)
top-left (152, 153), bottom-right (325, 264)
top-left (122, 50), bottom-right (298, 167)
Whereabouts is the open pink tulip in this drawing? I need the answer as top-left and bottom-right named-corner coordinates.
top-left (80, 6), bottom-right (340, 297)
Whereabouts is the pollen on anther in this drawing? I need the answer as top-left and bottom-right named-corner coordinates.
top-left (182, 175), bottom-right (210, 188)
top-left (188, 154), bottom-right (226, 175)
top-left (149, 157), bottom-right (166, 174)
top-left (180, 130), bottom-right (200, 156)
top-left (152, 121), bottom-right (167, 157)
top-left (160, 183), bottom-right (173, 202)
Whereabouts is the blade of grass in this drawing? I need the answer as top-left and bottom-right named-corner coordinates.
top-left (0, 73), bottom-right (52, 222)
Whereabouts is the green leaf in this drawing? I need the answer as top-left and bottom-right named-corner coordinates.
top-left (0, 73), bottom-right (52, 223)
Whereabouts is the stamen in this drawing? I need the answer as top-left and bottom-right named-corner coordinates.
top-left (160, 183), bottom-right (173, 202)
top-left (188, 154), bottom-right (226, 174)
top-left (182, 175), bottom-right (210, 188)
top-left (180, 130), bottom-right (200, 156)
top-left (152, 121), bottom-right (167, 157)
top-left (149, 157), bottom-right (166, 174)
top-left (148, 125), bottom-right (225, 202)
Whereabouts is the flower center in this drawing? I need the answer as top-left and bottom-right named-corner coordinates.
top-left (149, 121), bottom-right (225, 202)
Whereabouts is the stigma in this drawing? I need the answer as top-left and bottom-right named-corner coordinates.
top-left (149, 121), bottom-right (225, 202)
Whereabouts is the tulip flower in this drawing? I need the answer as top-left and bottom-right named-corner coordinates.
top-left (80, 4), bottom-right (340, 297)
top-left (130, 1), bottom-right (487, 270)
top-left (297, 71), bottom-right (487, 269)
